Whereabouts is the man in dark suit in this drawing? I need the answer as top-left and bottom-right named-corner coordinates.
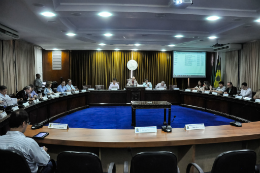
top-left (224, 82), bottom-right (237, 96)
top-left (16, 86), bottom-right (34, 101)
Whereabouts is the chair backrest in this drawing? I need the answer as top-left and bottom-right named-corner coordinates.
top-left (0, 149), bottom-right (32, 173)
top-left (95, 85), bottom-right (104, 90)
top-left (57, 151), bottom-right (103, 173)
top-left (169, 85), bottom-right (177, 90)
top-left (130, 151), bottom-right (178, 173)
top-left (211, 149), bottom-right (256, 173)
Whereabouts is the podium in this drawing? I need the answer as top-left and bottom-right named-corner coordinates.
top-left (125, 86), bottom-right (145, 103)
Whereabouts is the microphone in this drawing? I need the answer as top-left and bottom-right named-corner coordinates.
top-left (162, 116), bottom-right (176, 133)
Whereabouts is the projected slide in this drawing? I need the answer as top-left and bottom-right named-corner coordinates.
top-left (173, 51), bottom-right (206, 78)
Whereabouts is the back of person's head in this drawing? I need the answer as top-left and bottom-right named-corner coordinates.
top-left (0, 85), bottom-right (7, 91)
top-left (9, 110), bottom-right (29, 128)
top-left (219, 81), bottom-right (224, 85)
top-left (242, 82), bottom-right (247, 86)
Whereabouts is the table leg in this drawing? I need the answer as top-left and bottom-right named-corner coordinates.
top-left (131, 108), bottom-right (134, 126)
top-left (133, 109), bottom-right (136, 127)
top-left (164, 109), bottom-right (167, 125)
top-left (168, 108), bottom-right (171, 126)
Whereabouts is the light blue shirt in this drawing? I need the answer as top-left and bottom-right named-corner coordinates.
top-left (44, 88), bottom-right (53, 95)
top-left (57, 85), bottom-right (67, 93)
top-left (143, 82), bottom-right (152, 88)
top-left (30, 90), bottom-right (38, 98)
top-left (66, 84), bottom-right (75, 91)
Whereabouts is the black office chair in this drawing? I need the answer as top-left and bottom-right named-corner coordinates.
top-left (186, 149), bottom-right (259, 173)
top-left (57, 151), bottom-right (116, 173)
top-left (125, 151), bottom-right (179, 173)
top-left (0, 149), bottom-right (34, 173)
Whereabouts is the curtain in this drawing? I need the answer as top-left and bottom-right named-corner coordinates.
top-left (240, 41), bottom-right (260, 91)
top-left (70, 51), bottom-right (176, 89)
top-left (224, 51), bottom-right (239, 87)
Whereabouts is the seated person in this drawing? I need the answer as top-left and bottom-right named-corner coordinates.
top-left (16, 86), bottom-right (34, 101)
top-left (127, 76), bottom-right (138, 86)
top-left (224, 82), bottom-right (237, 96)
top-left (202, 81), bottom-right (210, 91)
top-left (240, 82), bottom-right (252, 98)
top-left (66, 79), bottom-right (78, 91)
top-left (44, 82), bottom-right (54, 95)
top-left (109, 78), bottom-right (119, 90)
top-left (0, 109), bottom-right (54, 173)
top-left (143, 79), bottom-right (152, 88)
top-left (156, 81), bottom-right (167, 89)
top-left (57, 81), bottom-right (69, 93)
top-left (192, 80), bottom-right (203, 90)
top-left (0, 85), bottom-right (20, 106)
top-left (210, 81), bottom-right (226, 94)
top-left (29, 84), bottom-right (38, 99)
top-left (253, 89), bottom-right (260, 100)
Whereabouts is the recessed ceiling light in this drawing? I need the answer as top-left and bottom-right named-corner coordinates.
top-left (132, 49), bottom-right (138, 51)
top-left (97, 48), bottom-right (102, 51)
top-left (104, 33), bottom-right (113, 37)
top-left (53, 48), bottom-right (59, 50)
top-left (41, 12), bottom-right (56, 17)
top-left (255, 19), bottom-right (260, 22)
top-left (208, 36), bottom-right (218, 39)
top-left (174, 35), bottom-right (184, 38)
top-left (99, 43), bottom-right (106, 46)
top-left (66, 33), bottom-right (76, 36)
top-left (168, 44), bottom-right (175, 47)
top-left (206, 16), bottom-right (220, 21)
top-left (161, 49), bottom-right (166, 51)
top-left (98, 12), bottom-right (112, 17)
top-left (114, 48), bottom-right (120, 51)
top-left (135, 44), bottom-right (141, 46)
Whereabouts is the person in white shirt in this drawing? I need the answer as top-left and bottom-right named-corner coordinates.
top-left (143, 79), bottom-right (152, 88)
top-left (0, 85), bottom-right (20, 106)
top-left (240, 82), bottom-right (252, 98)
top-left (109, 78), bottom-right (119, 90)
top-left (66, 79), bottom-right (78, 91)
top-left (0, 110), bottom-right (55, 173)
top-left (192, 80), bottom-right (203, 91)
top-left (210, 81), bottom-right (226, 94)
top-left (156, 81), bottom-right (167, 89)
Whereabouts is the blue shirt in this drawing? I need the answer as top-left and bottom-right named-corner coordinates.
top-left (30, 90), bottom-right (38, 98)
top-left (57, 85), bottom-right (67, 93)
top-left (44, 88), bottom-right (53, 95)
top-left (143, 82), bottom-right (152, 88)
top-left (66, 84), bottom-right (75, 91)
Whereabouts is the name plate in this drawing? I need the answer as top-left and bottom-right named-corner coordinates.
top-left (74, 91), bottom-right (79, 94)
top-left (81, 90), bottom-right (86, 93)
top-left (88, 88), bottom-right (95, 90)
top-left (42, 97), bottom-right (48, 101)
top-left (48, 123), bottom-right (69, 130)
top-left (174, 88), bottom-right (179, 90)
top-left (156, 88), bottom-right (165, 90)
top-left (23, 102), bottom-right (30, 107)
top-left (12, 106), bottom-right (19, 111)
top-left (223, 94), bottom-right (229, 97)
top-left (235, 95), bottom-right (243, 99)
top-left (111, 88), bottom-right (118, 90)
top-left (66, 92), bottom-right (72, 95)
top-left (33, 100), bottom-right (37, 104)
top-left (255, 99), bottom-right (260, 103)
top-left (185, 89), bottom-right (191, 92)
top-left (192, 90), bottom-right (198, 93)
top-left (145, 88), bottom-right (152, 90)
top-left (185, 123), bottom-right (205, 130)
top-left (212, 92), bottom-right (218, 95)
top-left (0, 111), bottom-right (7, 119)
top-left (244, 97), bottom-right (251, 101)
top-left (204, 91), bottom-right (210, 94)
top-left (137, 85), bottom-right (143, 87)
top-left (135, 126), bottom-right (157, 133)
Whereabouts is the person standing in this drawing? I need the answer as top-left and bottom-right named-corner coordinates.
top-left (34, 74), bottom-right (43, 94)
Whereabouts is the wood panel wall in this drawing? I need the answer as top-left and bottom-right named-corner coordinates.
top-left (42, 50), bottom-right (70, 83)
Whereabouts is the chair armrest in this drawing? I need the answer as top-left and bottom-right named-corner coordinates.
top-left (108, 162), bottom-right (116, 173)
top-left (124, 161), bottom-right (129, 173)
top-left (255, 165), bottom-right (259, 173)
top-left (186, 163), bottom-right (204, 173)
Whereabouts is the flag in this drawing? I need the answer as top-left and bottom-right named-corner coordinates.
top-left (214, 57), bottom-right (221, 88)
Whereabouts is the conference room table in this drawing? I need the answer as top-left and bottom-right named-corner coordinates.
top-left (1, 89), bottom-right (260, 172)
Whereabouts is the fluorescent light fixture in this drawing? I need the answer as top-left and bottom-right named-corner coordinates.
top-left (97, 48), bottom-right (102, 51)
top-left (255, 19), bottom-right (260, 22)
top-left (104, 33), bottom-right (113, 37)
top-left (132, 49), bottom-right (138, 51)
top-left (41, 12), bottom-right (56, 17)
top-left (98, 12), bottom-right (112, 17)
top-left (174, 35), bottom-right (184, 38)
top-left (208, 36), bottom-right (218, 39)
top-left (114, 48), bottom-right (120, 51)
top-left (161, 49), bottom-right (166, 51)
top-left (134, 44), bottom-right (141, 46)
top-left (168, 44), bottom-right (175, 47)
top-left (99, 43), bottom-right (106, 46)
top-left (66, 33), bottom-right (76, 36)
top-left (206, 16), bottom-right (220, 21)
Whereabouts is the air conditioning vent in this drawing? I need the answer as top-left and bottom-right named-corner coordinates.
top-left (0, 23), bottom-right (19, 40)
top-left (52, 51), bottom-right (62, 70)
top-left (213, 44), bottom-right (241, 52)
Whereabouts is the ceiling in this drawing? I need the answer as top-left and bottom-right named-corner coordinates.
top-left (0, 0), bottom-right (260, 51)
